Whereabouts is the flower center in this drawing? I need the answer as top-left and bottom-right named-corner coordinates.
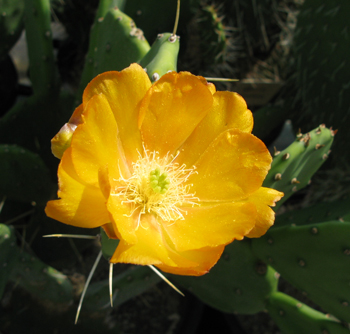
top-left (113, 150), bottom-right (198, 228)
top-left (150, 168), bottom-right (170, 194)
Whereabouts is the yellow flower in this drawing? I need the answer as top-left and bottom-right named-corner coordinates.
top-left (45, 63), bottom-right (283, 276)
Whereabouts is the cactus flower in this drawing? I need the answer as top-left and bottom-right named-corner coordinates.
top-left (45, 63), bottom-right (283, 276)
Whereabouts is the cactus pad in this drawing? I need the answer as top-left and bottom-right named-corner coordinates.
top-left (263, 125), bottom-right (334, 209)
top-left (0, 224), bottom-right (18, 299)
top-left (139, 32), bottom-right (179, 81)
top-left (0, 145), bottom-right (53, 204)
top-left (267, 292), bottom-right (350, 334)
top-left (172, 240), bottom-right (278, 314)
top-left (252, 221), bottom-right (350, 322)
top-left (77, 6), bottom-right (150, 100)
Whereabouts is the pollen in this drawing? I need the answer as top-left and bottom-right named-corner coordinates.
top-left (113, 150), bottom-right (198, 227)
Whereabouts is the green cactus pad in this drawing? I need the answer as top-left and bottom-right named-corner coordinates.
top-left (267, 292), bottom-right (350, 334)
top-left (0, 144), bottom-right (53, 204)
top-left (24, 0), bottom-right (60, 94)
top-left (252, 221), bottom-right (350, 322)
top-left (171, 240), bottom-right (278, 314)
top-left (263, 125), bottom-right (334, 209)
top-left (0, 224), bottom-right (19, 299)
top-left (139, 32), bottom-right (179, 82)
top-left (275, 196), bottom-right (350, 228)
top-left (77, 6), bottom-right (150, 100)
top-left (0, 91), bottom-right (75, 171)
top-left (91, 8), bottom-right (150, 76)
top-left (9, 245), bottom-right (73, 306)
top-left (0, 0), bottom-right (25, 59)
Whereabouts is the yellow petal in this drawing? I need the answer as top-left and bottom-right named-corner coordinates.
top-left (70, 93), bottom-right (129, 187)
top-left (110, 214), bottom-right (193, 267)
top-left (156, 245), bottom-right (225, 276)
top-left (45, 148), bottom-right (109, 228)
top-left (244, 187), bottom-right (284, 238)
top-left (139, 71), bottom-right (213, 156)
top-left (104, 174), bottom-right (138, 245)
top-left (189, 129), bottom-right (273, 202)
top-left (102, 222), bottom-right (119, 239)
top-left (178, 91), bottom-right (253, 167)
top-left (198, 76), bottom-right (216, 95)
top-left (83, 63), bottom-right (152, 165)
top-left (163, 202), bottom-right (256, 252)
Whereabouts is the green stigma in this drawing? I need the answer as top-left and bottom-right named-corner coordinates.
top-left (149, 168), bottom-right (170, 194)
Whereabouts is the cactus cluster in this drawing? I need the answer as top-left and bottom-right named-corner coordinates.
top-left (0, 0), bottom-right (349, 333)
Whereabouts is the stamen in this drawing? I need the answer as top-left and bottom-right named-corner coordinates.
top-left (113, 149), bottom-right (199, 228)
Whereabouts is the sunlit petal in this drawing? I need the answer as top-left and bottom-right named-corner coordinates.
top-left (70, 94), bottom-right (129, 187)
top-left (45, 149), bottom-right (109, 228)
top-left (189, 129), bottom-right (273, 202)
top-left (244, 187), bottom-right (284, 238)
top-left (178, 91), bottom-right (253, 167)
top-left (139, 71), bottom-right (213, 156)
top-left (164, 202), bottom-right (256, 252)
top-left (83, 64), bottom-right (152, 165)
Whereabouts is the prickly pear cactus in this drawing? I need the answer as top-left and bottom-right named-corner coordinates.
top-left (140, 32), bottom-right (179, 81)
top-left (0, 224), bottom-right (18, 299)
top-left (0, 145), bottom-right (53, 204)
top-left (172, 239), bottom-right (279, 314)
top-left (77, 5), bottom-right (150, 99)
top-left (24, 0), bottom-right (60, 94)
top-left (274, 196), bottom-right (350, 228)
top-left (263, 125), bottom-right (334, 209)
top-left (266, 292), bottom-right (350, 334)
top-left (9, 245), bottom-right (74, 307)
top-left (252, 220), bottom-right (350, 323)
